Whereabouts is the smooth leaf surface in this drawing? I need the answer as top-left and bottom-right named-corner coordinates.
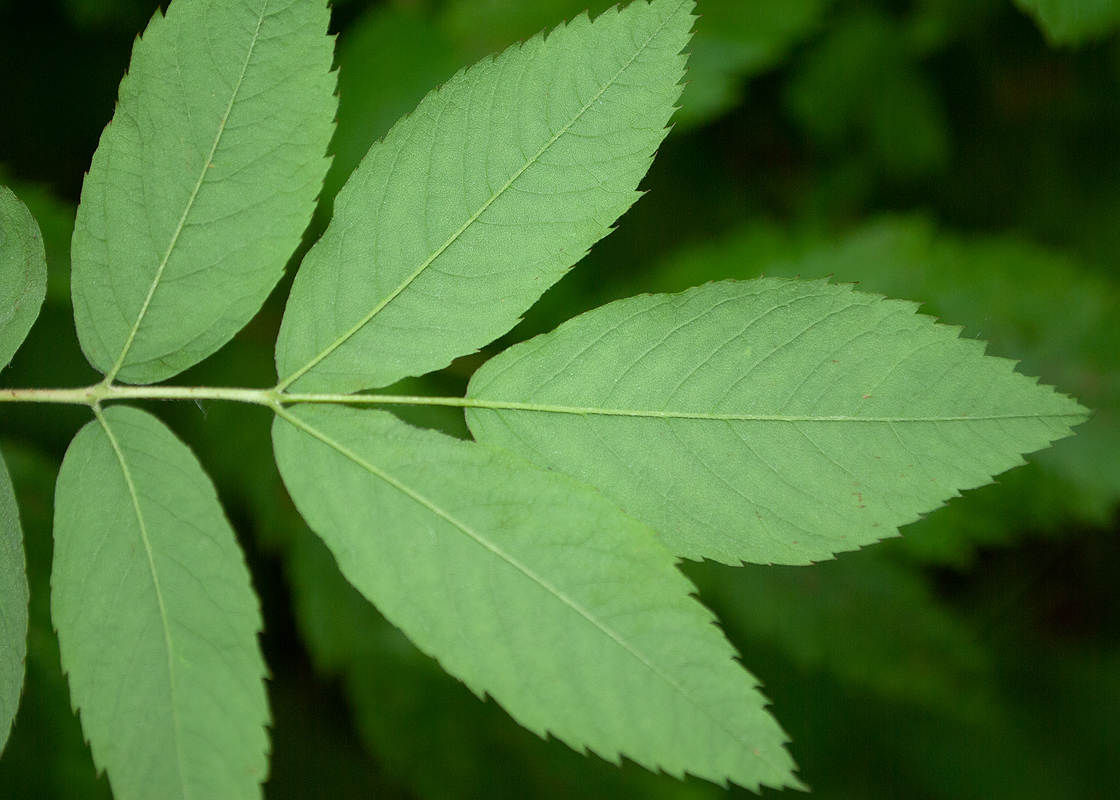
top-left (275, 0), bottom-right (693, 393)
top-left (0, 186), bottom-right (47, 368)
top-left (52, 406), bottom-right (267, 800)
top-left (0, 451), bottom-right (29, 755)
top-left (467, 278), bottom-right (1088, 565)
top-left (71, 0), bottom-right (336, 384)
top-left (272, 404), bottom-right (799, 791)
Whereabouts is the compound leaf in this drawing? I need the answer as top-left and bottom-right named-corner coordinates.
top-left (275, 0), bottom-right (693, 393)
top-left (52, 406), bottom-right (267, 800)
top-left (466, 278), bottom-right (1089, 565)
top-left (272, 404), bottom-right (799, 792)
top-left (0, 451), bottom-right (29, 755)
top-left (0, 186), bottom-right (47, 369)
top-left (71, 0), bottom-right (336, 384)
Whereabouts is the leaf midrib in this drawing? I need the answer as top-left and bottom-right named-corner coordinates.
top-left (277, 0), bottom-right (688, 391)
top-left (277, 405), bottom-right (788, 776)
top-left (470, 405), bottom-right (1080, 422)
top-left (105, 3), bottom-right (269, 383)
top-left (402, 391), bottom-right (1083, 423)
top-left (96, 409), bottom-right (189, 800)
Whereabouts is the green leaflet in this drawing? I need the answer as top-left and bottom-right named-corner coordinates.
top-left (0, 173), bottom-right (76, 307)
top-left (71, 0), bottom-right (336, 384)
top-left (285, 522), bottom-right (719, 800)
top-left (272, 404), bottom-right (800, 792)
top-left (0, 451), bottom-right (29, 755)
top-left (1014, 0), bottom-right (1120, 43)
top-left (0, 187), bottom-right (47, 369)
top-left (644, 216), bottom-right (1120, 564)
top-left (275, 0), bottom-right (694, 393)
top-left (0, 444), bottom-right (109, 800)
top-left (52, 406), bottom-right (268, 800)
top-left (466, 278), bottom-right (1089, 566)
top-left (0, 187), bottom-right (43, 753)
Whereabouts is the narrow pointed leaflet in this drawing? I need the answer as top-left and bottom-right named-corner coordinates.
top-left (272, 405), bottom-right (801, 791)
top-left (467, 279), bottom-right (1089, 565)
top-left (52, 407), bottom-right (268, 800)
top-left (275, 0), bottom-right (694, 393)
top-left (0, 187), bottom-right (47, 369)
top-left (0, 453), bottom-right (28, 755)
top-left (71, 0), bottom-right (336, 384)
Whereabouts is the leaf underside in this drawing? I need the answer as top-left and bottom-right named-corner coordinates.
top-left (0, 451), bottom-right (29, 755)
top-left (39, 0), bottom-right (1096, 797)
top-left (272, 404), bottom-right (801, 792)
top-left (467, 278), bottom-right (1089, 565)
top-left (71, 0), bottom-right (336, 384)
top-left (0, 186), bottom-right (48, 369)
top-left (275, 0), bottom-right (694, 393)
top-left (52, 407), bottom-right (268, 800)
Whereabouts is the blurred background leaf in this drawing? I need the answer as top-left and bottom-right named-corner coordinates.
top-left (1, 0), bottom-right (1117, 797)
top-left (1015, 0), bottom-right (1120, 45)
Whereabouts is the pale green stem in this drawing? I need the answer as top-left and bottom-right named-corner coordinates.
top-left (0, 383), bottom-right (1056, 422)
top-left (0, 384), bottom-right (280, 409)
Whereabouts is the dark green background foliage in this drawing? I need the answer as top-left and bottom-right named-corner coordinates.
top-left (1, 0), bottom-right (1118, 797)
